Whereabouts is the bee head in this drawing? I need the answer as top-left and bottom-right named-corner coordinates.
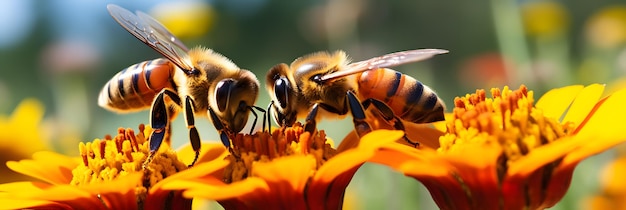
top-left (213, 70), bottom-right (259, 132)
top-left (266, 63), bottom-right (298, 126)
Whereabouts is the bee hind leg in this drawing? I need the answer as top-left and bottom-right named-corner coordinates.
top-left (144, 89), bottom-right (181, 169)
top-left (361, 98), bottom-right (420, 148)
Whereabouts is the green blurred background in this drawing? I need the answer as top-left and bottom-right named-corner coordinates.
top-left (1, 0), bottom-right (626, 209)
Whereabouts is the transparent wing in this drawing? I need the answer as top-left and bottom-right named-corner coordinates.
top-left (320, 49), bottom-right (449, 81)
top-left (107, 4), bottom-right (193, 71)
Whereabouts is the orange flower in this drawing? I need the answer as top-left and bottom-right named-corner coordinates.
top-left (371, 84), bottom-right (626, 210)
top-left (0, 125), bottom-right (222, 209)
top-left (162, 123), bottom-right (407, 209)
top-left (585, 153), bottom-right (626, 209)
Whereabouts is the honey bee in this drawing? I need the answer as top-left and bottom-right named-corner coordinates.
top-left (100, 4), bottom-right (262, 166)
top-left (266, 49), bottom-right (447, 146)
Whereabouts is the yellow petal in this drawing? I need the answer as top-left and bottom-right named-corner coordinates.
top-left (175, 142), bottom-right (227, 165)
top-left (565, 88), bottom-right (626, 165)
top-left (562, 84), bottom-right (605, 124)
top-left (6, 151), bottom-right (77, 185)
top-left (535, 85), bottom-right (584, 120)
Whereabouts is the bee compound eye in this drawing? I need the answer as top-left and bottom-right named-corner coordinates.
top-left (274, 77), bottom-right (290, 109)
top-left (215, 79), bottom-right (235, 112)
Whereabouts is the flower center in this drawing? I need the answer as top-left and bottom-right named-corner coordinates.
top-left (224, 122), bottom-right (336, 183)
top-left (438, 85), bottom-right (576, 166)
top-left (70, 124), bottom-right (187, 205)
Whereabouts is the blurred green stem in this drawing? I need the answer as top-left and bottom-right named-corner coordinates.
top-left (490, 0), bottom-right (534, 86)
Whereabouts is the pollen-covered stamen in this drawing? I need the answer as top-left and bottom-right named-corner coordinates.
top-left (71, 124), bottom-right (187, 208)
top-left (440, 85), bottom-right (576, 171)
top-left (224, 122), bottom-right (336, 183)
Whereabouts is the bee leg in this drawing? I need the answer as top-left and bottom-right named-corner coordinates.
top-left (208, 107), bottom-right (240, 158)
top-left (362, 98), bottom-right (419, 147)
top-left (303, 103), bottom-right (320, 134)
top-left (208, 107), bottom-right (232, 148)
top-left (346, 91), bottom-right (373, 138)
top-left (144, 89), bottom-right (181, 169)
top-left (247, 106), bottom-right (267, 134)
top-left (184, 96), bottom-right (201, 167)
top-left (266, 101), bottom-right (275, 133)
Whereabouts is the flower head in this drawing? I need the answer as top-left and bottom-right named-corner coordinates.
top-left (0, 124), bottom-right (203, 209)
top-left (163, 122), bottom-right (406, 209)
top-left (0, 99), bottom-right (49, 183)
top-left (371, 84), bottom-right (626, 210)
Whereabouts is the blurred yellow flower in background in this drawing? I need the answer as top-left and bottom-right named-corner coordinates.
top-left (585, 6), bottom-right (626, 49)
top-left (0, 99), bottom-right (49, 183)
top-left (522, 1), bottom-right (569, 38)
top-left (150, 1), bottom-right (215, 40)
top-left (585, 153), bottom-right (626, 209)
top-left (371, 84), bottom-right (626, 210)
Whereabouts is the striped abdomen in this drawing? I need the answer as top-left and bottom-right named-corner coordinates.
top-left (98, 58), bottom-right (177, 112)
top-left (356, 68), bottom-right (445, 123)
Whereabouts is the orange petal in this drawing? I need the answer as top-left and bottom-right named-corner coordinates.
top-left (154, 156), bottom-right (230, 193)
top-left (6, 151), bottom-right (77, 185)
top-left (507, 136), bottom-right (579, 177)
top-left (0, 199), bottom-right (71, 210)
top-left (562, 84), bottom-right (604, 124)
top-left (252, 155), bottom-right (314, 191)
top-left (535, 85), bottom-right (584, 120)
top-left (180, 177), bottom-right (269, 201)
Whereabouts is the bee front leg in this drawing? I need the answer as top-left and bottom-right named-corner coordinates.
top-left (346, 91), bottom-right (373, 139)
top-left (145, 89), bottom-right (181, 169)
top-left (184, 96), bottom-right (201, 166)
top-left (208, 107), bottom-right (232, 149)
top-left (303, 103), bottom-right (320, 134)
top-left (247, 106), bottom-right (267, 134)
top-left (361, 98), bottom-right (419, 147)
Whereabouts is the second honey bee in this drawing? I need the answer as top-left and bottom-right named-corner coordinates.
top-left (99, 4), bottom-right (261, 166)
top-left (266, 49), bottom-right (447, 146)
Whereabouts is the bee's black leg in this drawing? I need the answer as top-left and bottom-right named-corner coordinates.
top-left (346, 91), bottom-right (373, 138)
top-left (266, 101), bottom-right (274, 133)
top-left (361, 98), bottom-right (419, 147)
top-left (145, 89), bottom-right (181, 168)
top-left (247, 106), bottom-right (266, 134)
top-left (303, 103), bottom-right (320, 134)
top-left (184, 96), bottom-right (201, 167)
top-left (208, 107), bottom-right (231, 148)
top-left (208, 107), bottom-right (240, 158)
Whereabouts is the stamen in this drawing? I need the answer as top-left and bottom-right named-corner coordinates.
top-left (440, 85), bottom-right (576, 167)
top-left (225, 123), bottom-right (336, 183)
top-left (70, 124), bottom-right (187, 206)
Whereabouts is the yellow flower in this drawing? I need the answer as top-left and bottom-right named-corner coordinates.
top-left (0, 99), bottom-right (49, 183)
top-left (585, 6), bottom-right (626, 48)
top-left (0, 124), bottom-right (217, 209)
top-left (150, 1), bottom-right (215, 40)
top-left (522, 1), bottom-right (569, 38)
top-left (162, 123), bottom-right (407, 209)
top-left (371, 84), bottom-right (626, 209)
top-left (585, 154), bottom-right (626, 209)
